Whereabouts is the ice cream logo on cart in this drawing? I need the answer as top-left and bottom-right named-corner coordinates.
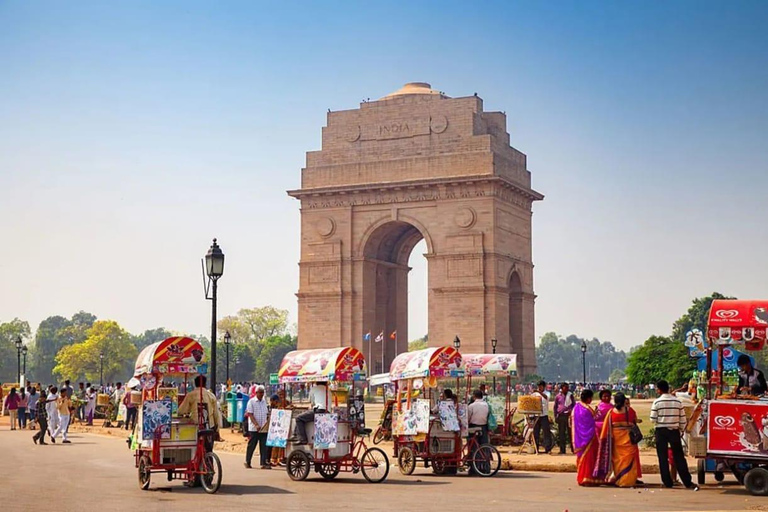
top-left (713, 415), bottom-right (735, 429)
top-left (715, 309), bottom-right (740, 320)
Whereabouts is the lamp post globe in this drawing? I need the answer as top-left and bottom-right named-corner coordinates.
top-left (204, 238), bottom-right (225, 395)
top-left (453, 336), bottom-right (461, 350)
top-left (491, 338), bottom-right (498, 394)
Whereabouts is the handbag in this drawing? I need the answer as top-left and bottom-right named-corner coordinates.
top-left (627, 410), bottom-right (643, 445)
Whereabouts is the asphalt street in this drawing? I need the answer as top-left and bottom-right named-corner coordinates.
top-left (1, 429), bottom-right (762, 512)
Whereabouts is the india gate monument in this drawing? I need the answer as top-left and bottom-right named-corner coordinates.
top-left (288, 82), bottom-right (543, 376)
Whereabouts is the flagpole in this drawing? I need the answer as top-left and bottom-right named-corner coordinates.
top-left (381, 330), bottom-right (385, 375)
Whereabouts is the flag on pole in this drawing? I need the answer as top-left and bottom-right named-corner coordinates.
top-left (375, 331), bottom-right (384, 343)
top-left (389, 331), bottom-right (397, 340)
top-left (363, 331), bottom-right (371, 342)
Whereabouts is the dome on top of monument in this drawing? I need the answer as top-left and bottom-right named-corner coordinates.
top-left (381, 82), bottom-right (449, 100)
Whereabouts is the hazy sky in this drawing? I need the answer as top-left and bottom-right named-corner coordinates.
top-left (2, 1), bottom-right (767, 351)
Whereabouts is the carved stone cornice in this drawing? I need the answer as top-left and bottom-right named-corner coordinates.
top-left (287, 175), bottom-right (543, 211)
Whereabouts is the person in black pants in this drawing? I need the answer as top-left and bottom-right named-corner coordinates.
top-left (32, 393), bottom-right (49, 445)
top-left (651, 380), bottom-right (698, 490)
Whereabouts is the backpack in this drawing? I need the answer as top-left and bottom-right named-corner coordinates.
top-left (486, 400), bottom-right (497, 431)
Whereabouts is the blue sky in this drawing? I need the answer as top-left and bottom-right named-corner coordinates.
top-left (1, 1), bottom-right (767, 350)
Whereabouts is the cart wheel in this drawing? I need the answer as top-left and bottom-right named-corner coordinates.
top-left (200, 452), bottom-right (222, 494)
top-left (373, 426), bottom-right (386, 445)
top-left (471, 444), bottom-right (502, 477)
top-left (697, 459), bottom-right (706, 486)
top-left (432, 459), bottom-right (447, 475)
top-left (714, 471), bottom-right (725, 482)
top-left (745, 467), bottom-right (768, 496)
top-left (361, 447), bottom-right (390, 483)
top-left (398, 446), bottom-right (416, 476)
top-left (138, 455), bottom-right (151, 491)
top-left (287, 450), bottom-right (311, 481)
top-left (317, 463), bottom-right (340, 480)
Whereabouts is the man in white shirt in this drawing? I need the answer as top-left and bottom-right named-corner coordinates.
top-left (650, 380), bottom-right (697, 490)
top-left (46, 387), bottom-right (60, 438)
top-left (532, 380), bottom-right (553, 454)
top-left (244, 386), bottom-right (271, 469)
top-left (292, 382), bottom-right (328, 445)
top-left (467, 389), bottom-right (490, 445)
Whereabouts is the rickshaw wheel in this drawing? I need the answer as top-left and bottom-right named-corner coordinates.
top-left (471, 444), bottom-right (502, 477)
top-left (317, 463), bottom-right (340, 480)
top-left (432, 459), bottom-right (447, 475)
top-left (397, 446), bottom-right (416, 475)
top-left (373, 426), bottom-right (386, 445)
top-left (745, 467), bottom-right (768, 496)
top-left (697, 459), bottom-right (706, 486)
top-left (714, 471), bottom-right (725, 482)
top-left (287, 451), bottom-right (311, 481)
top-left (361, 447), bottom-right (390, 483)
top-left (138, 455), bottom-right (152, 491)
top-left (200, 452), bottom-right (222, 494)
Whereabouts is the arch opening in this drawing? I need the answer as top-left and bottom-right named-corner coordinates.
top-left (509, 270), bottom-right (524, 360)
top-left (361, 220), bottom-right (428, 374)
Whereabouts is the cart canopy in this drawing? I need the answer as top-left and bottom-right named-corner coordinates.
top-left (462, 353), bottom-right (517, 377)
top-left (134, 337), bottom-right (207, 377)
top-left (278, 347), bottom-right (366, 383)
top-left (708, 300), bottom-right (768, 349)
top-left (389, 346), bottom-right (463, 381)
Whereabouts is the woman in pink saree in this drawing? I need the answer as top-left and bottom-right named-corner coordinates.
top-left (594, 389), bottom-right (612, 435)
top-left (572, 389), bottom-right (600, 486)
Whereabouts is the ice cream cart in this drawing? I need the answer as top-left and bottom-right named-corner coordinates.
top-left (689, 299), bottom-right (768, 495)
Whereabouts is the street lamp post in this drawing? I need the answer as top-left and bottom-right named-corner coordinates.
top-left (14, 336), bottom-right (23, 384)
top-left (100, 352), bottom-right (104, 388)
top-left (234, 356), bottom-right (240, 383)
top-left (491, 338), bottom-right (497, 395)
top-left (580, 340), bottom-right (587, 386)
top-left (223, 331), bottom-right (231, 389)
top-left (453, 336), bottom-right (461, 350)
top-left (203, 238), bottom-right (225, 393)
top-left (22, 345), bottom-right (28, 378)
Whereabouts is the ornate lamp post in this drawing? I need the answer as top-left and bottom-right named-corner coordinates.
top-left (453, 335), bottom-right (461, 350)
top-left (100, 352), bottom-right (104, 388)
top-left (15, 336), bottom-right (23, 384)
top-left (581, 340), bottom-right (587, 386)
top-left (491, 338), bottom-right (498, 394)
top-left (234, 356), bottom-right (240, 383)
top-left (203, 238), bottom-right (225, 393)
top-left (22, 345), bottom-right (28, 378)
top-left (223, 330), bottom-right (232, 389)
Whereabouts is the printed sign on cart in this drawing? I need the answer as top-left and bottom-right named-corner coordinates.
top-left (438, 401), bottom-right (460, 432)
top-left (708, 400), bottom-right (768, 456)
top-left (266, 409), bottom-right (292, 448)
top-left (314, 413), bottom-right (338, 449)
top-left (142, 399), bottom-right (172, 441)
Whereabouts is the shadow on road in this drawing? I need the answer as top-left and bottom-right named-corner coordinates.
top-left (220, 485), bottom-right (294, 495)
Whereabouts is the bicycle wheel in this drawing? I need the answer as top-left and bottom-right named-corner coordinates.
top-left (361, 447), bottom-right (390, 483)
top-left (138, 455), bottom-right (151, 491)
top-left (287, 450), bottom-right (311, 481)
top-left (373, 427), bottom-right (386, 445)
top-left (201, 452), bottom-right (222, 494)
top-left (317, 462), bottom-right (340, 480)
top-left (397, 446), bottom-right (416, 475)
top-left (471, 444), bottom-right (501, 477)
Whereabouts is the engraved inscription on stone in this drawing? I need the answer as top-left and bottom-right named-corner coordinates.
top-left (308, 265), bottom-right (339, 284)
top-left (447, 257), bottom-right (482, 278)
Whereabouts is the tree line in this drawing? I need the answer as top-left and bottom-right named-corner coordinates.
top-left (0, 306), bottom-right (296, 385)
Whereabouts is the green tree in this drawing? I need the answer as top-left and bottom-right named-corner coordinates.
top-left (408, 334), bottom-right (428, 352)
top-left (253, 334), bottom-right (297, 383)
top-left (671, 292), bottom-right (736, 342)
top-left (536, 332), bottom-right (627, 382)
top-left (54, 320), bottom-right (137, 383)
top-left (31, 315), bottom-right (71, 384)
top-left (130, 328), bottom-right (174, 351)
top-left (609, 368), bottom-right (626, 383)
top-left (625, 335), bottom-right (694, 386)
top-left (0, 318), bottom-right (31, 382)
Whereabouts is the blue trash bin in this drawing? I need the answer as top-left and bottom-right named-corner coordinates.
top-left (236, 392), bottom-right (249, 423)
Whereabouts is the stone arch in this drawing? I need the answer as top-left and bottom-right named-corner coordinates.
top-left (360, 219), bottom-right (428, 373)
top-left (508, 269), bottom-right (524, 364)
top-left (357, 214), bottom-right (434, 259)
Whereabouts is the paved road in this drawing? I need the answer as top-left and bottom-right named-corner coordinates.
top-left (0, 430), bottom-right (761, 512)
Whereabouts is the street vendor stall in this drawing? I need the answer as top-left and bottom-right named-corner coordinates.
top-left (131, 337), bottom-right (222, 493)
top-left (279, 347), bottom-right (390, 483)
top-left (390, 346), bottom-right (502, 477)
top-left (462, 353), bottom-right (518, 442)
top-left (688, 300), bottom-right (768, 495)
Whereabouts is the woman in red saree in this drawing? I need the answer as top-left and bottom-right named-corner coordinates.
top-left (594, 392), bottom-right (639, 487)
top-left (571, 389), bottom-right (600, 485)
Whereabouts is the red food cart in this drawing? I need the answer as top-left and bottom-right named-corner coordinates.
top-left (691, 300), bottom-right (768, 495)
top-left (132, 337), bottom-right (222, 493)
top-left (462, 353), bottom-right (518, 441)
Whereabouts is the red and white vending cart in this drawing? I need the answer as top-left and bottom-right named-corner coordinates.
top-left (692, 300), bottom-right (768, 495)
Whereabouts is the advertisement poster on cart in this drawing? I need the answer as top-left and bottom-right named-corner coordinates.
top-left (708, 400), bottom-right (768, 456)
top-left (267, 409), bottom-right (292, 448)
top-left (314, 413), bottom-right (338, 449)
